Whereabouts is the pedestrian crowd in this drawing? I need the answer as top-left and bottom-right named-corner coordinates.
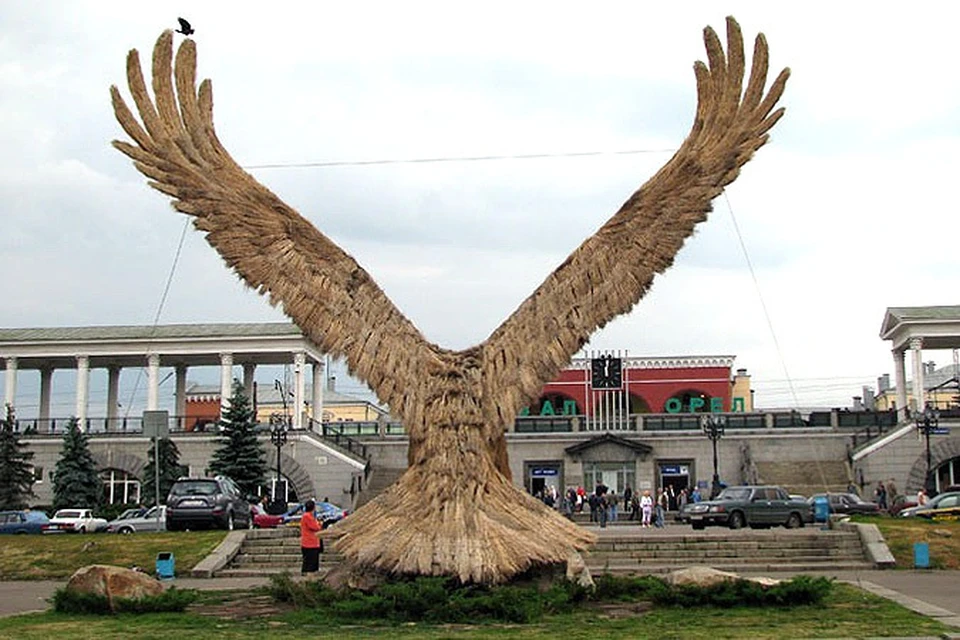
top-left (538, 481), bottom-right (704, 529)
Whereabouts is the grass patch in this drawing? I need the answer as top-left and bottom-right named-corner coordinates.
top-left (0, 582), bottom-right (948, 639)
top-left (853, 516), bottom-right (960, 569)
top-left (51, 586), bottom-right (197, 614)
top-left (0, 531), bottom-right (226, 580)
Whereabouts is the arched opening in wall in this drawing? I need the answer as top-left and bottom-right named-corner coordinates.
top-left (257, 475), bottom-right (300, 509)
top-left (668, 388), bottom-right (713, 413)
top-left (100, 468), bottom-right (141, 506)
top-left (629, 394), bottom-right (651, 414)
top-left (935, 456), bottom-right (960, 492)
top-left (526, 392), bottom-right (581, 417)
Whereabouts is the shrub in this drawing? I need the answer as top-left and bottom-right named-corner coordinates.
top-left (265, 573), bottom-right (833, 623)
top-left (51, 587), bottom-right (197, 614)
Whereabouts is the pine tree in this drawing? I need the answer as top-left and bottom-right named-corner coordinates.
top-left (0, 404), bottom-right (35, 510)
top-left (142, 437), bottom-right (187, 507)
top-left (52, 418), bottom-right (104, 511)
top-left (208, 382), bottom-right (266, 497)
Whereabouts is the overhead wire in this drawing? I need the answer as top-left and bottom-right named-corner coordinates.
top-left (243, 147), bottom-right (676, 170)
top-left (122, 217), bottom-right (191, 418)
top-left (722, 189), bottom-right (800, 408)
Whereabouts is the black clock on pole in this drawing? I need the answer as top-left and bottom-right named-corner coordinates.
top-left (590, 354), bottom-right (623, 390)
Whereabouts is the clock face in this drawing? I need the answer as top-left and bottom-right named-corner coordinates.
top-left (591, 356), bottom-right (622, 390)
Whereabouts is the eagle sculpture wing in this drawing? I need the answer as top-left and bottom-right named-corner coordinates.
top-left (110, 32), bottom-right (434, 418)
top-left (481, 17), bottom-right (789, 417)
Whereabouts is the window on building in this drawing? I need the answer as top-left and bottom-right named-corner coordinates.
top-left (583, 462), bottom-right (635, 495)
top-left (99, 469), bottom-right (141, 505)
top-left (32, 466), bottom-right (44, 484)
top-left (936, 457), bottom-right (959, 491)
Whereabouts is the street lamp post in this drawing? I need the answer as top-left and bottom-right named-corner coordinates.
top-left (915, 404), bottom-right (940, 496)
top-left (269, 412), bottom-right (288, 513)
top-left (701, 414), bottom-right (726, 499)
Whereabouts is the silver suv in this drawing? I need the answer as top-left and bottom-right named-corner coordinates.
top-left (165, 476), bottom-right (252, 531)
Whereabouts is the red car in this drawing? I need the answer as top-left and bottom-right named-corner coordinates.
top-left (251, 503), bottom-right (293, 528)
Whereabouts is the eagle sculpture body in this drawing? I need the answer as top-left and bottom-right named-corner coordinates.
top-left (111, 17), bottom-right (788, 584)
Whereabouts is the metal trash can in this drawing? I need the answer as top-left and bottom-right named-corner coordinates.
top-left (156, 552), bottom-right (175, 580)
top-left (913, 542), bottom-right (930, 569)
top-left (813, 495), bottom-right (830, 524)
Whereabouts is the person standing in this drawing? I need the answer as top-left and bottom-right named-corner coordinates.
top-left (595, 480), bottom-right (609, 528)
top-left (300, 499), bottom-right (323, 576)
top-left (887, 478), bottom-right (899, 512)
top-left (655, 488), bottom-right (667, 528)
top-left (640, 490), bottom-right (653, 528)
top-left (609, 490), bottom-right (620, 522)
top-left (875, 481), bottom-right (887, 510)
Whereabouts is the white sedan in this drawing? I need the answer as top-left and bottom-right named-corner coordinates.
top-left (43, 509), bottom-right (108, 534)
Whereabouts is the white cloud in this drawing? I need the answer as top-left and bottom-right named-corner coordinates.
top-left (1, 1), bottom-right (959, 413)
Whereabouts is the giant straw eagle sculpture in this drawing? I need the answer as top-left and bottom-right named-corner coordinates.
top-left (111, 16), bottom-right (788, 584)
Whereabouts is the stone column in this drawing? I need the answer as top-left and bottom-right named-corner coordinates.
top-left (219, 352), bottom-right (234, 415)
top-left (312, 360), bottom-right (324, 427)
top-left (910, 337), bottom-right (924, 414)
top-left (242, 363), bottom-right (256, 401)
top-left (106, 366), bottom-right (120, 431)
top-left (3, 356), bottom-right (17, 410)
top-left (75, 355), bottom-right (90, 426)
top-left (175, 364), bottom-right (187, 423)
top-left (39, 366), bottom-right (53, 428)
top-left (147, 354), bottom-right (161, 411)
top-left (293, 352), bottom-right (306, 429)
top-left (893, 349), bottom-right (908, 421)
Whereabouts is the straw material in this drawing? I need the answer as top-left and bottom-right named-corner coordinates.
top-left (110, 16), bottom-right (788, 584)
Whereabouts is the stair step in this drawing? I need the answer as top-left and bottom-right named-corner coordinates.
top-left (218, 525), bottom-right (874, 577)
top-left (588, 561), bottom-right (874, 575)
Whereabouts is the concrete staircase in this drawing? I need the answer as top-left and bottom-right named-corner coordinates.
top-left (584, 528), bottom-right (872, 575)
top-left (754, 460), bottom-right (851, 497)
top-left (356, 467), bottom-right (405, 508)
top-left (217, 528), bottom-right (341, 577)
top-left (216, 524), bottom-right (873, 578)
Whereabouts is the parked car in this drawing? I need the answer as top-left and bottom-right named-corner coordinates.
top-left (106, 506), bottom-right (167, 533)
top-left (0, 510), bottom-right (49, 534)
top-left (251, 502), bottom-right (303, 529)
top-left (267, 501), bottom-right (349, 529)
top-left (899, 491), bottom-right (960, 520)
top-left (683, 485), bottom-right (813, 530)
top-left (888, 494), bottom-right (917, 516)
top-left (165, 475), bottom-right (253, 531)
top-left (807, 492), bottom-right (880, 516)
top-left (42, 509), bottom-right (108, 534)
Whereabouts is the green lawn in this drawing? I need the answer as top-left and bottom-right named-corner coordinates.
top-left (0, 583), bottom-right (950, 639)
top-left (0, 531), bottom-right (226, 580)
top-left (854, 515), bottom-right (960, 569)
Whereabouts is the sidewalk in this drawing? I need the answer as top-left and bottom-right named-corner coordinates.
top-left (0, 575), bottom-right (272, 618)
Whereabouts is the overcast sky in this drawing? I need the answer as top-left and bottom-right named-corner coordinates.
top-left (1, 2), bottom-right (958, 414)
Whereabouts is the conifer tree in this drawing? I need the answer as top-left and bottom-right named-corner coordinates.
top-left (208, 382), bottom-right (266, 497)
top-left (52, 418), bottom-right (104, 511)
top-left (142, 437), bottom-right (187, 507)
top-left (0, 404), bottom-right (35, 510)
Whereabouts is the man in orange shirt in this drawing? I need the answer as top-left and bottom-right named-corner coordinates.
top-left (300, 499), bottom-right (323, 576)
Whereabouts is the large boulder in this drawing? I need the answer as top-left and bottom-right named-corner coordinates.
top-left (66, 565), bottom-right (165, 610)
top-left (665, 565), bottom-right (780, 588)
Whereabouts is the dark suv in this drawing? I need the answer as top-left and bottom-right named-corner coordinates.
top-left (166, 476), bottom-right (252, 531)
top-left (683, 485), bottom-right (813, 530)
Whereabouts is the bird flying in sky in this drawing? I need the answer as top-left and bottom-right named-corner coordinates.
top-left (175, 18), bottom-right (194, 36)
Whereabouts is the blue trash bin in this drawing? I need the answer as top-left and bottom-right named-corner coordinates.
top-left (913, 542), bottom-right (930, 569)
top-left (813, 495), bottom-right (830, 524)
top-left (156, 552), bottom-right (175, 580)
